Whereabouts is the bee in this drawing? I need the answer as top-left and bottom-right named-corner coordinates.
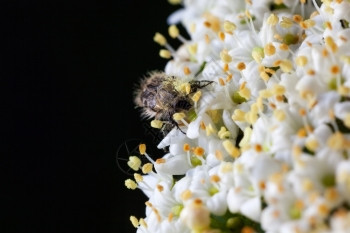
top-left (134, 71), bottom-right (213, 135)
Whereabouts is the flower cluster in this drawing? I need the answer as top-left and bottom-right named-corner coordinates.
top-left (125, 0), bottom-right (350, 232)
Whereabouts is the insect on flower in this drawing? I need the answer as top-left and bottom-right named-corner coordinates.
top-left (134, 71), bottom-right (213, 135)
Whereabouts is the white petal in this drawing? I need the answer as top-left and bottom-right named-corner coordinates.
top-left (206, 191), bottom-right (228, 216)
top-left (155, 154), bottom-right (191, 175)
top-left (240, 196), bottom-right (261, 222)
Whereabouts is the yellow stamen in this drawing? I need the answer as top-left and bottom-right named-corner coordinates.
top-left (279, 43), bottom-right (289, 51)
top-left (293, 14), bottom-right (303, 23)
top-left (220, 49), bottom-right (232, 63)
top-left (280, 16), bottom-right (293, 28)
top-left (156, 158), bottom-right (166, 164)
top-left (238, 83), bottom-right (251, 100)
top-left (153, 32), bottom-right (167, 46)
top-left (183, 66), bottom-right (191, 75)
top-left (273, 84), bottom-right (286, 95)
top-left (200, 121), bottom-right (206, 130)
top-left (274, 109), bottom-right (286, 121)
top-left (125, 179), bottom-right (137, 190)
top-left (151, 120), bottom-right (163, 129)
top-left (274, 34), bottom-right (283, 41)
top-left (318, 204), bottom-right (329, 216)
top-left (168, 25), bottom-right (179, 38)
top-left (218, 31), bottom-right (225, 41)
top-left (215, 150), bottom-right (223, 160)
top-left (325, 21), bottom-right (332, 30)
top-left (296, 56), bottom-right (308, 66)
top-left (142, 163), bottom-right (153, 174)
top-left (134, 173), bottom-right (143, 183)
top-left (260, 72), bottom-right (270, 81)
top-left (168, 0), bottom-right (182, 4)
top-left (245, 111), bottom-right (258, 124)
top-left (327, 132), bottom-right (345, 150)
top-left (302, 179), bottom-right (313, 191)
top-left (188, 43), bottom-right (197, 56)
top-left (223, 140), bottom-right (240, 158)
top-left (252, 47), bottom-right (264, 63)
top-left (300, 19), bottom-right (315, 29)
top-left (307, 69), bottom-right (315, 75)
top-left (128, 156), bottom-right (141, 171)
top-left (139, 144), bottom-right (146, 155)
top-left (204, 34), bottom-right (210, 44)
top-left (218, 126), bottom-right (231, 139)
top-left (185, 83), bottom-right (191, 95)
top-left (203, 13), bottom-right (221, 32)
top-left (140, 218), bottom-right (148, 228)
top-left (193, 147), bottom-right (205, 156)
top-left (203, 21), bottom-right (211, 28)
top-left (344, 114), bottom-right (350, 128)
top-left (226, 73), bottom-right (233, 82)
top-left (338, 85), bottom-right (350, 96)
top-left (232, 109), bottom-right (246, 121)
top-left (264, 43), bottom-right (276, 56)
top-left (173, 112), bottom-right (186, 121)
top-left (325, 37), bottom-right (338, 53)
top-left (330, 65), bottom-right (340, 74)
top-left (265, 68), bottom-right (276, 75)
top-left (181, 189), bottom-right (192, 200)
top-left (168, 212), bottom-right (174, 222)
top-left (237, 62), bottom-right (246, 71)
top-left (223, 63), bottom-right (229, 72)
top-left (310, 11), bottom-right (319, 18)
top-left (325, 188), bottom-right (339, 202)
top-left (255, 144), bottom-right (263, 152)
top-left (159, 49), bottom-right (171, 59)
top-left (156, 184), bottom-right (164, 192)
top-left (297, 128), bottom-right (307, 138)
top-left (267, 13), bottom-right (279, 25)
top-left (210, 175), bottom-right (220, 183)
top-left (280, 59), bottom-right (293, 72)
top-left (130, 216), bottom-right (139, 228)
top-left (242, 226), bottom-right (255, 233)
top-left (275, 95), bottom-right (284, 102)
top-left (183, 143), bottom-right (190, 152)
top-left (192, 91), bottom-right (201, 102)
top-left (223, 20), bottom-right (236, 34)
top-left (305, 138), bottom-right (319, 152)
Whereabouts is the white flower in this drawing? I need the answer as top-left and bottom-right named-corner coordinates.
top-left (128, 0), bottom-right (350, 232)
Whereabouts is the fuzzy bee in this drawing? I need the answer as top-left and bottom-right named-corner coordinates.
top-left (134, 71), bottom-right (213, 135)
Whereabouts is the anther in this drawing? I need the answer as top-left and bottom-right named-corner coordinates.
top-left (223, 20), bottom-right (236, 34)
top-left (125, 179), bottom-right (138, 190)
top-left (264, 43), bottom-right (276, 56)
top-left (139, 144), bottom-right (155, 164)
top-left (130, 216), bottom-right (139, 228)
top-left (223, 140), bottom-right (240, 158)
top-left (151, 120), bottom-right (163, 129)
top-left (159, 49), bottom-right (172, 59)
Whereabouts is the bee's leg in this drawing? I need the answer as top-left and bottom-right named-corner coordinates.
top-left (199, 80), bottom-right (214, 88)
top-left (189, 80), bottom-right (214, 94)
top-left (170, 119), bottom-right (186, 134)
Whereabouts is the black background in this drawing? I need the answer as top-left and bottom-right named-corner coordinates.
top-left (3, 1), bottom-right (183, 232)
